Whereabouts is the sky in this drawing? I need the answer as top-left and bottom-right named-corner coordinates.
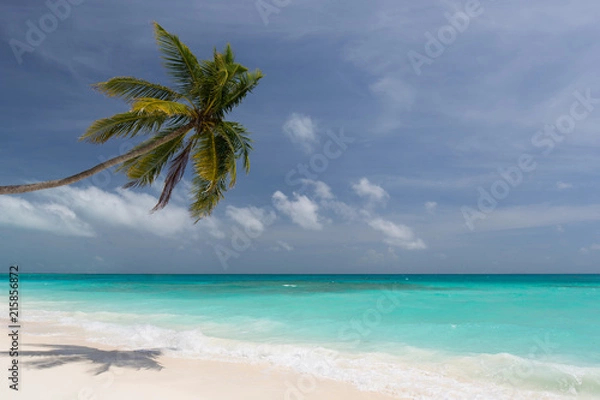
top-left (1, 0), bottom-right (600, 274)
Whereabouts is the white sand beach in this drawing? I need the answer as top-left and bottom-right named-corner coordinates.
top-left (0, 319), bottom-right (399, 400)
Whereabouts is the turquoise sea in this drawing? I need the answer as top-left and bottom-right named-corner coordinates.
top-left (8, 274), bottom-right (600, 399)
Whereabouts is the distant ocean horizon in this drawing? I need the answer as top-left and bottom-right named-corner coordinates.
top-left (6, 273), bottom-right (600, 399)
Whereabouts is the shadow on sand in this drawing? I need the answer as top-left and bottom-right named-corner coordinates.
top-left (3, 344), bottom-right (163, 375)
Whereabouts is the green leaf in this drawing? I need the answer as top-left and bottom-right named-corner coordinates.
top-left (153, 141), bottom-right (194, 210)
top-left (218, 121), bottom-right (252, 173)
top-left (153, 22), bottom-right (203, 97)
top-left (188, 129), bottom-right (237, 220)
top-left (192, 129), bottom-right (219, 184)
top-left (93, 76), bottom-right (182, 103)
top-left (214, 126), bottom-right (238, 187)
top-left (131, 98), bottom-right (194, 117)
top-left (222, 69), bottom-right (263, 114)
top-left (80, 112), bottom-right (168, 143)
top-left (118, 125), bottom-right (190, 188)
top-left (188, 175), bottom-right (225, 220)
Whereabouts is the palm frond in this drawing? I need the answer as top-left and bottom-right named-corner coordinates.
top-left (195, 45), bottom-right (263, 118)
top-left (218, 121), bottom-right (252, 173)
top-left (213, 127), bottom-right (238, 187)
top-left (132, 98), bottom-right (194, 117)
top-left (188, 131), bottom-right (236, 220)
top-left (198, 46), bottom-right (240, 114)
top-left (118, 125), bottom-right (190, 188)
top-left (80, 112), bottom-right (168, 143)
top-left (223, 43), bottom-right (236, 64)
top-left (153, 22), bottom-right (203, 97)
top-left (197, 59), bottom-right (220, 112)
top-left (192, 129), bottom-right (219, 185)
top-left (93, 76), bottom-right (182, 103)
top-left (153, 141), bottom-right (194, 211)
top-left (188, 175), bottom-right (226, 221)
top-left (222, 69), bottom-right (263, 114)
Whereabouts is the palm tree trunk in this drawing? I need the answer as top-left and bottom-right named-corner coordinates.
top-left (0, 123), bottom-right (194, 195)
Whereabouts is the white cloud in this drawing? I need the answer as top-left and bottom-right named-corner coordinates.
top-left (302, 179), bottom-right (334, 200)
top-left (367, 217), bottom-right (426, 250)
top-left (556, 181), bottom-right (573, 190)
top-left (226, 206), bottom-right (275, 234)
top-left (22, 186), bottom-right (224, 239)
top-left (272, 191), bottom-right (322, 230)
top-left (352, 178), bottom-right (389, 202)
top-left (302, 180), bottom-right (359, 220)
top-left (150, 176), bottom-right (190, 204)
top-left (425, 201), bottom-right (437, 214)
top-left (283, 113), bottom-right (318, 153)
top-left (196, 216), bottom-right (226, 239)
top-left (41, 186), bottom-right (192, 237)
top-left (323, 200), bottom-right (359, 221)
top-left (0, 196), bottom-right (94, 237)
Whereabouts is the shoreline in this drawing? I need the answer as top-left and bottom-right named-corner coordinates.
top-left (0, 316), bottom-right (590, 399)
top-left (0, 320), bottom-right (400, 400)
top-left (0, 315), bottom-right (593, 400)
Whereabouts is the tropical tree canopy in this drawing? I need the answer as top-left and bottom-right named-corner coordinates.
top-left (0, 22), bottom-right (263, 221)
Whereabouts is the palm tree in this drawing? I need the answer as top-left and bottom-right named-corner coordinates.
top-left (0, 22), bottom-right (263, 220)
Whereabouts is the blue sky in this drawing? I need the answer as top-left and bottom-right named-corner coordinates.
top-left (1, 0), bottom-right (600, 273)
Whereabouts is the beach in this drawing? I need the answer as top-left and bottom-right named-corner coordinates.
top-left (0, 321), bottom-right (398, 400)
top-left (0, 321), bottom-right (578, 400)
top-left (1, 274), bottom-right (599, 399)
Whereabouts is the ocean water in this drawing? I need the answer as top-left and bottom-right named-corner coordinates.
top-left (7, 274), bottom-right (600, 399)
